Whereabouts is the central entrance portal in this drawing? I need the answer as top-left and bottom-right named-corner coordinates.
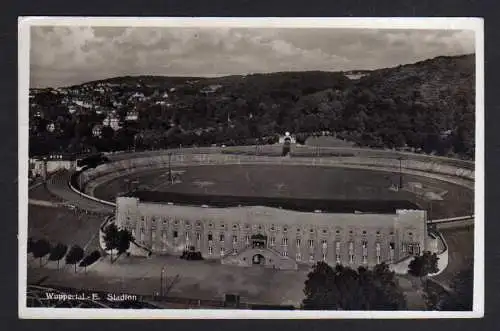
top-left (252, 254), bottom-right (265, 265)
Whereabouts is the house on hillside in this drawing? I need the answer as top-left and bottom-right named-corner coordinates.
top-left (102, 115), bottom-right (121, 131)
top-left (92, 124), bottom-right (103, 138)
top-left (125, 110), bottom-right (139, 121)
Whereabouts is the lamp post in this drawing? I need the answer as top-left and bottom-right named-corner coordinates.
top-left (160, 267), bottom-right (166, 297)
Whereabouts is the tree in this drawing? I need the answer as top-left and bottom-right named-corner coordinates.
top-left (116, 228), bottom-right (135, 257)
top-left (302, 262), bottom-right (406, 310)
top-left (79, 250), bottom-right (102, 273)
top-left (32, 239), bottom-right (51, 267)
top-left (408, 251), bottom-right (439, 279)
top-left (65, 245), bottom-right (85, 272)
top-left (103, 223), bottom-right (120, 262)
top-left (48, 243), bottom-right (68, 269)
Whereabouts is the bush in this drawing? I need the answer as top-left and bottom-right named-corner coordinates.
top-left (180, 250), bottom-right (204, 260)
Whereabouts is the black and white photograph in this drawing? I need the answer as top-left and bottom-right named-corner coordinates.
top-left (18, 17), bottom-right (484, 318)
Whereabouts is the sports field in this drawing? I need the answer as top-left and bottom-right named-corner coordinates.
top-left (93, 164), bottom-right (473, 219)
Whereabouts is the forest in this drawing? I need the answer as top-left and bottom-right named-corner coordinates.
top-left (29, 54), bottom-right (475, 160)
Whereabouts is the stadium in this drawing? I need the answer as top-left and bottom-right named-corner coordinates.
top-left (70, 143), bottom-right (474, 271)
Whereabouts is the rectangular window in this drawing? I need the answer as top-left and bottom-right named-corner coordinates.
top-left (220, 234), bottom-right (225, 242)
top-left (296, 253), bottom-right (301, 261)
top-left (321, 240), bottom-right (327, 251)
top-left (196, 232), bottom-right (201, 241)
top-left (208, 246), bottom-right (213, 255)
top-left (245, 235), bottom-right (250, 245)
top-left (270, 236), bottom-right (276, 246)
top-left (208, 233), bottom-right (213, 241)
top-left (296, 238), bottom-right (301, 247)
top-left (220, 247), bottom-right (225, 256)
top-left (308, 239), bottom-right (314, 249)
top-left (185, 232), bottom-right (190, 241)
top-left (173, 230), bottom-right (178, 238)
top-left (282, 251), bottom-right (288, 257)
top-left (282, 237), bottom-right (288, 246)
top-left (232, 235), bottom-right (237, 244)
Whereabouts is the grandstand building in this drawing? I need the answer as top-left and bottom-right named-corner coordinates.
top-left (115, 195), bottom-right (427, 270)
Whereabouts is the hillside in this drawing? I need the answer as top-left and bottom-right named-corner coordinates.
top-left (28, 54), bottom-right (475, 159)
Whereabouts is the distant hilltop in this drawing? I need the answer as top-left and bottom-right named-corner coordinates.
top-left (28, 53), bottom-right (475, 160)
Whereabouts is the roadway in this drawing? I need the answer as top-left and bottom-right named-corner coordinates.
top-left (45, 170), bottom-right (114, 214)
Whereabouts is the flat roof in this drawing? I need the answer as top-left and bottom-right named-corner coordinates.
top-left (126, 190), bottom-right (420, 214)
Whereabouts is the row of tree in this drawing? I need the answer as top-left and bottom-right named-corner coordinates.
top-left (27, 237), bottom-right (101, 272)
top-left (302, 250), bottom-right (472, 311)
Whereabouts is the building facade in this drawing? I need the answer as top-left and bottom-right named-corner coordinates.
top-left (115, 196), bottom-right (427, 270)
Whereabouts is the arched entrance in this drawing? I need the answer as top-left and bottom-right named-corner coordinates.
top-left (252, 254), bottom-right (265, 265)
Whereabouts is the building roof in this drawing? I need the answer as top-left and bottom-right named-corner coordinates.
top-left (126, 190), bottom-right (420, 214)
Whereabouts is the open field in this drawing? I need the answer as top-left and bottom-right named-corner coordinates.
top-left (27, 205), bottom-right (104, 252)
top-left (94, 164), bottom-right (473, 219)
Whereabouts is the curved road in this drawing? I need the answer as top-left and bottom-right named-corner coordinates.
top-left (45, 170), bottom-right (114, 214)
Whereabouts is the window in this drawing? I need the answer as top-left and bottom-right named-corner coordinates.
top-left (349, 242), bottom-right (354, 264)
top-left (220, 247), bottom-right (225, 256)
top-left (270, 236), bottom-right (276, 246)
top-left (322, 253), bottom-right (326, 261)
top-left (208, 246), bottom-right (213, 255)
top-left (163, 219), bottom-right (168, 224)
top-left (208, 233), bottom-right (213, 241)
top-left (296, 253), bottom-right (302, 261)
top-left (282, 237), bottom-right (288, 246)
top-left (283, 227), bottom-right (287, 232)
top-left (232, 235), bottom-right (237, 244)
top-left (282, 251), bottom-right (288, 257)
top-left (209, 223), bottom-right (213, 228)
top-left (308, 239), bottom-right (314, 249)
top-left (196, 232), bottom-right (201, 241)
top-left (271, 225), bottom-right (275, 231)
top-left (220, 234), bottom-right (225, 242)
top-left (296, 238), bottom-right (301, 247)
top-left (221, 224), bottom-right (225, 229)
top-left (336, 230), bottom-right (340, 234)
top-left (173, 230), bottom-right (178, 238)
top-left (322, 229), bottom-right (327, 234)
top-left (245, 235), bottom-right (250, 245)
top-left (151, 217), bottom-right (156, 223)
top-left (233, 224), bottom-right (238, 229)
top-left (310, 228), bottom-right (314, 233)
top-left (185, 232), bottom-right (190, 241)
top-left (321, 240), bottom-right (327, 250)
top-left (174, 220), bottom-right (178, 225)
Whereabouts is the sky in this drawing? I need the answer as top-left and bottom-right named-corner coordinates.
top-left (29, 26), bottom-right (475, 88)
